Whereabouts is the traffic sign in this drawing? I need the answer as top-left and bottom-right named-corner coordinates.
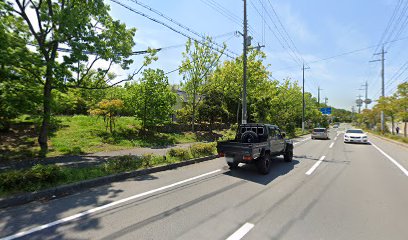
top-left (320, 107), bottom-right (332, 115)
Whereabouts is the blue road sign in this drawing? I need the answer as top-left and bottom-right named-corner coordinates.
top-left (320, 107), bottom-right (332, 115)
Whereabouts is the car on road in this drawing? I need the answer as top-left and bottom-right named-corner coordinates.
top-left (344, 129), bottom-right (368, 144)
top-left (311, 128), bottom-right (329, 140)
top-left (333, 124), bottom-right (339, 128)
top-left (216, 123), bottom-right (294, 174)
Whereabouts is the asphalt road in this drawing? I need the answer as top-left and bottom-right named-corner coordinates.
top-left (1, 123), bottom-right (407, 240)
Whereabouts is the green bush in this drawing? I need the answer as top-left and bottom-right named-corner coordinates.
top-left (0, 164), bottom-right (63, 192)
top-left (190, 143), bottom-right (216, 158)
top-left (103, 155), bottom-right (141, 172)
top-left (167, 148), bottom-right (191, 161)
top-left (0, 170), bottom-right (23, 191)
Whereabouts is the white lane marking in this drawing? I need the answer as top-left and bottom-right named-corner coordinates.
top-left (2, 169), bottom-right (222, 240)
top-left (329, 142), bottom-right (334, 148)
top-left (226, 222), bottom-right (255, 240)
top-left (336, 133), bottom-right (340, 137)
top-left (294, 137), bottom-right (311, 146)
top-left (334, 137), bottom-right (337, 141)
top-left (306, 156), bottom-right (326, 175)
top-left (371, 142), bottom-right (408, 177)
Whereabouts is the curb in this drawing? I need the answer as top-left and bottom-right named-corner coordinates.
top-left (0, 155), bottom-right (218, 209)
top-left (368, 133), bottom-right (408, 148)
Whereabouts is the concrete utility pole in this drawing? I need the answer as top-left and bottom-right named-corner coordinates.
top-left (318, 86), bottom-right (322, 107)
top-left (242, 0), bottom-right (248, 124)
top-left (324, 97), bottom-right (328, 106)
top-left (361, 82), bottom-right (369, 109)
top-left (302, 63), bottom-right (310, 132)
top-left (357, 95), bottom-right (363, 113)
top-left (370, 46), bottom-right (386, 132)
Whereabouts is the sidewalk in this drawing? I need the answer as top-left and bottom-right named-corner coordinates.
top-left (0, 143), bottom-right (197, 172)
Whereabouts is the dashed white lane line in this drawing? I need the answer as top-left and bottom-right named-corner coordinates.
top-left (371, 142), bottom-right (408, 177)
top-left (306, 156), bottom-right (326, 175)
top-left (334, 137), bottom-right (337, 141)
top-left (226, 222), bottom-right (255, 240)
top-left (2, 169), bottom-right (222, 240)
top-left (329, 142), bottom-right (334, 148)
top-left (294, 137), bottom-right (311, 146)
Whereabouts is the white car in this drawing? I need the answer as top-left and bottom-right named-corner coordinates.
top-left (344, 129), bottom-right (369, 144)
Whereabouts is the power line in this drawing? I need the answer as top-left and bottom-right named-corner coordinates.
top-left (249, 0), bottom-right (302, 67)
top-left (113, 0), bottom-right (237, 58)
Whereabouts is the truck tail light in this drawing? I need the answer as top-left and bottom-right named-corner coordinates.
top-left (243, 155), bottom-right (253, 161)
top-left (218, 152), bottom-right (225, 157)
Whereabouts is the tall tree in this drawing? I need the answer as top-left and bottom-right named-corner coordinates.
top-left (10, 0), bottom-right (136, 155)
top-left (395, 82), bottom-right (408, 136)
top-left (0, 2), bottom-right (42, 130)
top-left (377, 96), bottom-right (399, 134)
top-left (179, 37), bottom-right (225, 131)
top-left (127, 69), bottom-right (176, 129)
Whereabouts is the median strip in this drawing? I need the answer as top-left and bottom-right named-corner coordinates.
top-left (306, 156), bottom-right (326, 175)
top-left (1, 169), bottom-right (222, 240)
top-left (226, 222), bottom-right (255, 240)
top-left (371, 142), bottom-right (408, 177)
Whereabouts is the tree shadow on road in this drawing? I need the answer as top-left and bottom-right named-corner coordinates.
top-left (223, 158), bottom-right (300, 185)
top-left (0, 172), bottom-right (159, 239)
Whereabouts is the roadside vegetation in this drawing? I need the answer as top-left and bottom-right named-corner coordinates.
top-left (0, 1), bottom-right (355, 196)
top-left (0, 143), bottom-right (216, 197)
top-left (356, 82), bottom-right (408, 143)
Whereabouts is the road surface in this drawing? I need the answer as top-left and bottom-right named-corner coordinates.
top-left (1, 124), bottom-right (407, 240)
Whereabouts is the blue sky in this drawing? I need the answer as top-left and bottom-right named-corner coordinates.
top-left (105, 0), bottom-right (408, 111)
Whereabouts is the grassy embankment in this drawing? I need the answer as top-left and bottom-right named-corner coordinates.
top-left (1, 115), bottom-right (234, 161)
top-left (0, 142), bottom-right (217, 197)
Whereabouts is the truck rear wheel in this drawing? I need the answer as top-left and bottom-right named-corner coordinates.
top-left (227, 162), bottom-right (239, 169)
top-left (284, 148), bottom-right (293, 162)
top-left (256, 154), bottom-right (271, 174)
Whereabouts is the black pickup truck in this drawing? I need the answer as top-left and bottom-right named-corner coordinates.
top-left (217, 123), bottom-right (294, 174)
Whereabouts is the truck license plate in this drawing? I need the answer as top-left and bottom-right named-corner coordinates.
top-left (226, 157), bottom-right (234, 163)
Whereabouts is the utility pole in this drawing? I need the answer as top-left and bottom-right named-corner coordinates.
top-left (324, 97), bottom-right (328, 106)
top-left (370, 46), bottom-right (386, 132)
top-left (318, 86), bottom-right (322, 107)
top-left (242, 0), bottom-right (248, 124)
top-left (302, 63), bottom-right (310, 132)
top-left (361, 82), bottom-right (368, 109)
top-left (356, 95), bottom-right (363, 113)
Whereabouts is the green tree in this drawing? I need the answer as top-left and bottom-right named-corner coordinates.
top-left (0, 2), bottom-right (42, 130)
top-left (89, 99), bottom-right (124, 133)
top-left (127, 69), bottom-right (176, 129)
top-left (395, 82), bottom-right (408, 136)
top-left (11, 0), bottom-right (136, 155)
top-left (197, 88), bottom-right (227, 131)
top-left (377, 96), bottom-right (399, 134)
top-left (179, 37), bottom-right (225, 131)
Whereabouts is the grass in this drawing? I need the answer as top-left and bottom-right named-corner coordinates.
top-left (0, 142), bottom-right (217, 197)
top-left (367, 130), bottom-right (408, 144)
top-left (1, 115), bottom-right (230, 161)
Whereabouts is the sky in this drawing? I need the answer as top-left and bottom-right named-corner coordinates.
top-left (103, 0), bottom-right (408, 111)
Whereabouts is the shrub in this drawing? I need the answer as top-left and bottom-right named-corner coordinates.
top-left (0, 170), bottom-right (24, 191)
top-left (0, 164), bottom-right (63, 192)
top-left (190, 143), bottom-right (216, 158)
top-left (103, 155), bottom-right (140, 172)
top-left (167, 148), bottom-right (191, 161)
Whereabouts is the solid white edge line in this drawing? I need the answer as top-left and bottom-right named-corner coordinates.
top-left (306, 156), bottom-right (326, 175)
top-left (370, 142), bottom-right (408, 177)
top-left (226, 222), bottom-right (255, 240)
top-left (329, 142), bottom-right (334, 148)
top-left (2, 169), bottom-right (222, 240)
